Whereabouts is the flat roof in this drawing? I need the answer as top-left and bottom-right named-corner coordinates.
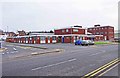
top-left (7, 34), bottom-right (103, 38)
top-left (87, 26), bottom-right (114, 29)
top-left (54, 27), bottom-right (85, 30)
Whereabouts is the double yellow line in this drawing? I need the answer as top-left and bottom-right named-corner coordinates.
top-left (82, 58), bottom-right (120, 78)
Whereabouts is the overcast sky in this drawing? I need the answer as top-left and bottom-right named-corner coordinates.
top-left (0, 0), bottom-right (119, 32)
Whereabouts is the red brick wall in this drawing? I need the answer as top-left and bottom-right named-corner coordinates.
top-left (36, 36), bottom-right (40, 44)
top-left (64, 36), bottom-right (71, 43)
top-left (54, 28), bottom-right (85, 35)
top-left (87, 26), bottom-right (114, 40)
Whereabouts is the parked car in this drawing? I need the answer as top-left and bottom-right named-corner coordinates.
top-left (81, 40), bottom-right (94, 46)
top-left (88, 40), bottom-right (95, 45)
top-left (75, 40), bottom-right (83, 45)
top-left (75, 40), bottom-right (94, 46)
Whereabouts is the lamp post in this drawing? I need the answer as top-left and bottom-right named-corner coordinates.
top-left (70, 26), bottom-right (73, 43)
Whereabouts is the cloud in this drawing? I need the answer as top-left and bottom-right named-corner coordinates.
top-left (1, 0), bottom-right (119, 32)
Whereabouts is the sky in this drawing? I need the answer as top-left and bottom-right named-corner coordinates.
top-left (0, 0), bottom-right (119, 32)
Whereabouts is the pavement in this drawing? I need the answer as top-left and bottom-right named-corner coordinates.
top-left (1, 42), bottom-right (119, 76)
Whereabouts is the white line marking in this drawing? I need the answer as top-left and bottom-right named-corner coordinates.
top-left (13, 48), bottom-right (17, 51)
top-left (32, 58), bottom-right (77, 71)
top-left (90, 50), bottom-right (106, 56)
top-left (6, 52), bottom-right (9, 54)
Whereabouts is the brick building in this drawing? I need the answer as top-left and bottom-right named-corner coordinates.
top-left (54, 26), bottom-right (85, 35)
top-left (87, 25), bottom-right (114, 40)
top-left (6, 25), bottom-right (114, 44)
top-left (54, 25), bottom-right (104, 43)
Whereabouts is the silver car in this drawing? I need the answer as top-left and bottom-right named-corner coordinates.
top-left (81, 40), bottom-right (94, 46)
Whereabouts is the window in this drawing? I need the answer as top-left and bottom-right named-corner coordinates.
top-left (62, 30), bottom-right (65, 32)
top-left (109, 32), bottom-right (113, 34)
top-left (66, 29), bottom-right (69, 32)
top-left (89, 29), bottom-right (92, 30)
top-left (34, 36), bottom-right (37, 40)
top-left (52, 36), bottom-right (56, 40)
top-left (96, 32), bottom-right (99, 34)
top-left (40, 36), bottom-right (45, 41)
top-left (48, 36), bottom-right (50, 40)
top-left (105, 32), bottom-right (107, 34)
top-left (73, 29), bottom-right (78, 32)
top-left (25, 37), bottom-right (28, 41)
top-left (105, 27), bottom-right (107, 29)
top-left (100, 32), bottom-right (103, 35)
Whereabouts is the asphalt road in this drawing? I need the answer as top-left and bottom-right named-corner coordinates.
top-left (1, 42), bottom-right (119, 76)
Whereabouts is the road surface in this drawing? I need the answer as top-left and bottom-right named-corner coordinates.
top-left (1, 42), bottom-right (119, 77)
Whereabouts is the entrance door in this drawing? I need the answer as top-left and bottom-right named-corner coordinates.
top-left (104, 36), bottom-right (107, 41)
top-left (62, 37), bottom-right (64, 43)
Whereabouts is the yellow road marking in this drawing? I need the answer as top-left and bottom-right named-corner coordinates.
top-left (82, 58), bottom-right (119, 78)
top-left (90, 59), bottom-right (119, 77)
top-left (84, 58), bottom-right (118, 76)
top-left (97, 63), bottom-right (119, 77)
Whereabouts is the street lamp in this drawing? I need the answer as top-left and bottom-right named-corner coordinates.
top-left (70, 26), bottom-right (73, 43)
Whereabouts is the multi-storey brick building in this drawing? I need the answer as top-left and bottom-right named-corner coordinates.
top-left (54, 26), bottom-right (104, 43)
top-left (54, 26), bottom-right (85, 35)
top-left (87, 25), bottom-right (114, 40)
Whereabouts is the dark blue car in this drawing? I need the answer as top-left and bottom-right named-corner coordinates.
top-left (75, 40), bottom-right (83, 45)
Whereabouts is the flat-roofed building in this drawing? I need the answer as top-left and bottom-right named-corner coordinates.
top-left (87, 24), bottom-right (114, 40)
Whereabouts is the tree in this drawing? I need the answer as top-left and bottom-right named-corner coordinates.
top-left (50, 30), bottom-right (54, 33)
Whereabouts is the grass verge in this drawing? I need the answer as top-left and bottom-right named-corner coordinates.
top-left (95, 41), bottom-right (111, 45)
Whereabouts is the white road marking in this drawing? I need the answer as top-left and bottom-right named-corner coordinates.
top-left (3, 51), bottom-right (19, 54)
top-left (13, 48), bottom-right (17, 51)
top-left (6, 52), bottom-right (9, 54)
top-left (32, 58), bottom-right (77, 71)
top-left (90, 50), bottom-right (106, 56)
